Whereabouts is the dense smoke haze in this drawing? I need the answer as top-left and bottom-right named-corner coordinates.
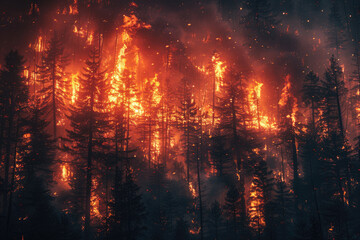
top-left (0, 0), bottom-right (359, 239)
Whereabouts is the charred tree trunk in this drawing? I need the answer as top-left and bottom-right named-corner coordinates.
top-left (84, 68), bottom-right (95, 240)
top-left (334, 75), bottom-right (344, 136)
top-left (52, 66), bottom-right (57, 140)
top-left (291, 130), bottom-right (299, 207)
top-left (5, 121), bottom-right (19, 239)
top-left (196, 119), bottom-right (204, 240)
top-left (2, 96), bottom-right (14, 229)
top-left (148, 118), bottom-right (152, 168)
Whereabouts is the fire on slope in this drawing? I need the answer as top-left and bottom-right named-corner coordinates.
top-left (22, 3), bottom-right (292, 229)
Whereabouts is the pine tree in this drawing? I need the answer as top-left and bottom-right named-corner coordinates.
top-left (0, 50), bottom-right (28, 236)
top-left (321, 55), bottom-right (346, 136)
top-left (177, 77), bottom-right (198, 184)
top-left (320, 132), bottom-right (352, 239)
top-left (273, 179), bottom-right (293, 239)
top-left (248, 160), bottom-right (274, 239)
top-left (173, 218), bottom-right (189, 240)
top-left (38, 33), bottom-right (69, 140)
top-left (302, 71), bottom-right (321, 128)
top-left (109, 173), bottom-right (146, 240)
top-left (318, 56), bottom-right (352, 238)
top-left (217, 67), bottom-right (252, 226)
top-left (139, 76), bottom-right (160, 168)
top-left (66, 47), bottom-right (109, 239)
top-left (298, 127), bottom-right (324, 239)
top-left (145, 164), bottom-right (169, 240)
top-left (118, 69), bottom-right (138, 174)
top-left (328, 0), bottom-right (347, 58)
top-left (244, 0), bottom-right (277, 30)
top-left (278, 75), bottom-right (299, 217)
top-left (223, 184), bottom-right (241, 238)
top-left (210, 133), bottom-right (232, 178)
top-left (300, 71), bottom-right (325, 239)
top-left (208, 201), bottom-right (222, 240)
top-left (241, 0), bottom-right (279, 50)
top-left (11, 103), bottom-right (60, 240)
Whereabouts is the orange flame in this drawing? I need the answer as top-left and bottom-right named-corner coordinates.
top-left (212, 53), bottom-right (226, 92)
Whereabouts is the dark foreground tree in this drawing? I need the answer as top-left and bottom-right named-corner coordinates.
top-left (0, 50), bottom-right (28, 237)
top-left (66, 46), bottom-right (109, 239)
top-left (109, 173), bottom-right (146, 240)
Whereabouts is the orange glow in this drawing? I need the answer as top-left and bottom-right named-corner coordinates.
top-left (123, 14), bottom-right (151, 30)
top-left (61, 164), bottom-right (71, 182)
top-left (91, 179), bottom-right (101, 218)
top-left (248, 81), bottom-right (276, 130)
top-left (35, 36), bottom-right (44, 52)
top-left (189, 227), bottom-right (201, 235)
top-left (189, 181), bottom-right (197, 198)
top-left (278, 75), bottom-right (298, 125)
top-left (212, 53), bottom-right (226, 92)
top-left (249, 182), bottom-right (265, 231)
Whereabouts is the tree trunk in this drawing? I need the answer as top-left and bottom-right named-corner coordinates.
top-left (196, 128), bottom-right (204, 240)
top-left (52, 64), bottom-right (57, 140)
top-left (5, 121), bottom-right (19, 239)
top-left (2, 98), bottom-right (14, 230)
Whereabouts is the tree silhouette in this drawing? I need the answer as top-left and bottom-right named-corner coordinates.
top-left (0, 50), bottom-right (28, 237)
top-left (66, 47), bottom-right (109, 239)
top-left (38, 33), bottom-right (69, 140)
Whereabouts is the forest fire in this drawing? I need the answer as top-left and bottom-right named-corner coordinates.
top-left (0, 1), bottom-right (360, 240)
